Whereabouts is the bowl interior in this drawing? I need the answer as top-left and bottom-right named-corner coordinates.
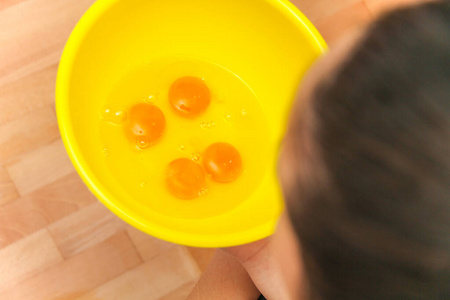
top-left (57, 0), bottom-right (326, 247)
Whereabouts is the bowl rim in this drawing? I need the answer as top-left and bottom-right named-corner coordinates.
top-left (55, 0), bottom-right (327, 247)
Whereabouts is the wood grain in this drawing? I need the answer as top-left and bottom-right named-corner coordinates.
top-left (48, 202), bottom-right (126, 259)
top-left (0, 0), bottom-right (24, 11)
top-left (0, 209), bottom-right (23, 248)
top-left (0, 172), bottom-right (96, 249)
top-left (0, 0), bottom-right (96, 87)
top-left (0, 231), bottom-right (141, 300)
top-left (0, 0), bottom-right (428, 298)
top-left (0, 229), bottom-right (63, 293)
top-left (0, 201), bottom-right (48, 247)
top-left (0, 166), bottom-right (19, 206)
top-left (75, 247), bottom-right (200, 300)
top-left (126, 225), bottom-right (176, 262)
top-left (0, 64), bottom-right (58, 125)
top-left (6, 139), bottom-right (74, 196)
top-left (0, 106), bottom-right (59, 163)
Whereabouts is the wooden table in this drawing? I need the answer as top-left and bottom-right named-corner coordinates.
top-left (0, 0), bottom-right (427, 299)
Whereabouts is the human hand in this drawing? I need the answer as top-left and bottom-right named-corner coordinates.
top-left (187, 214), bottom-right (300, 300)
top-left (221, 227), bottom-right (293, 300)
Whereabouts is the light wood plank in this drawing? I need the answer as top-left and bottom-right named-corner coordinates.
top-left (0, 231), bottom-right (142, 300)
top-left (21, 171), bottom-right (96, 212)
top-left (0, 209), bottom-right (23, 249)
top-left (0, 172), bottom-right (96, 248)
top-left (0, 64), bottom-right (58, 125)
top-left (76, 246), bottom-right (200, 300)
top-left (48, 202), bottom-right (126, 259)
top-left (0, 0), bottom-right (96, 88)
top-left (6, 139), bottom-right (74, 196)
top-left (126, 225), bottom-right (176, 262)
top-left (0, 228), bottom-right (63, 293)
top-left (0, 205), bottom-right (47, 249)
top-left (316, 2), bottom-right (373, 45)
top-left (0, 106), bottom-right (59, 163)
top-left (0, 166), bottom-right (19, 206)
top-left (0, 0), bottom-right (24, 11)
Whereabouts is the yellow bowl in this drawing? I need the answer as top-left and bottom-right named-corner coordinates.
top-left (56, 0), bottom-right (326, 247)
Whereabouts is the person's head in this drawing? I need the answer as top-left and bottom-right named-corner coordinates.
top-left (276, 1), bottom-right (450, 299)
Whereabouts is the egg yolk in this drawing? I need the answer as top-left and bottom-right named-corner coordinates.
top-left (203, 142), bottom-right (242, 183)
top-left (169, 76), bottom-right (211, 117)
top-left (125, 103), bottom-right (165, 149)
top-left (166, 158), bottom-right (207, 199)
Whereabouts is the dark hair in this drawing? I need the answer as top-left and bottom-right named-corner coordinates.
top-left (284, 1), bottom-right (450, 299)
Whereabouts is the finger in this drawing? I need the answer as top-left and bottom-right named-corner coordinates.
top-left (222, 237), bottom-right (272, 263)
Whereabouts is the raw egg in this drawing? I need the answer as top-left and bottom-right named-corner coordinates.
top-left (166, 158), bottom-right (207, 199)
top-left (101, 59), bottom-right (270, 219)
top-left (125, 103), bottom-right (165, 149)
top-left (203, 142), bottom-right (242, 183)
top-left (169, 76), bottom-right (210, 117)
